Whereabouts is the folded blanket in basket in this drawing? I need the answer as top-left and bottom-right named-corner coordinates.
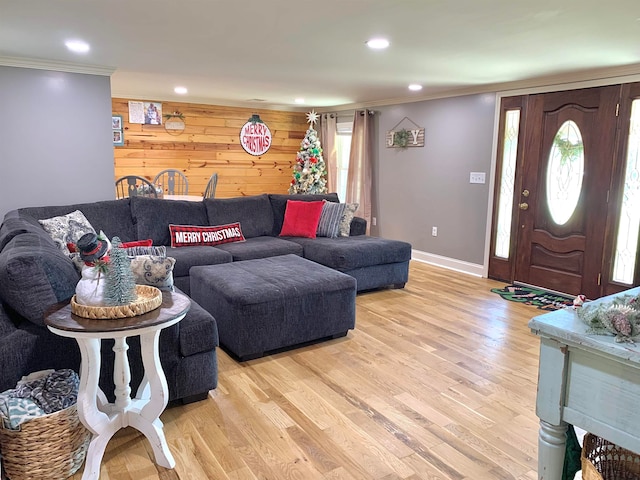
top-left (0, 369), bottom-right (79, 430)
top-left (0, 396), bottom-right (45, 430)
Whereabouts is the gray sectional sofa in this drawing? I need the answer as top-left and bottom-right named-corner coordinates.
top-left (0, 192), bottom-right (411, 401)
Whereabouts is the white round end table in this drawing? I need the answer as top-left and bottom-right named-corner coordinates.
top-left (45, 291), bottom-right (191, 480)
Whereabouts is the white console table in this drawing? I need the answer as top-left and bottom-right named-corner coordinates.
top-left (528, 287), bottom-right (640, 480)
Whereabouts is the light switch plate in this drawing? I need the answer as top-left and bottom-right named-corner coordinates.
top-left (470, 172), bottom-right (486, 184)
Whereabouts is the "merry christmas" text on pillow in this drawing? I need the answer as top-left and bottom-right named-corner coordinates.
top-left (169, 223), bottom-right (246, 247)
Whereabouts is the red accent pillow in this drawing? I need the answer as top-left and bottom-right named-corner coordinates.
top-left (279, 200), bottom-right (324, 238)
top-left (169, 223), bottom-right (245, 247)
top-left (68, 238), bottom-right (152, 252)
top-left (121, 239), bottom-right (153, 248)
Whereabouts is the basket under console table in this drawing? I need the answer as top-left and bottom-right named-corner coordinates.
top-left (528, 286), bottom-right (640, 480)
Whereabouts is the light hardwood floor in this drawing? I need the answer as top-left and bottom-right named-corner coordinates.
top-left (71, 261), bottom-right (546, 480)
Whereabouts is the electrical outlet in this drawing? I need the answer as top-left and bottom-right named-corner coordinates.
top-left (432, 226), bottom-right (438, 237)
top-left (372, 217), bottom-right (377, 226)
top-left (470, 172), bottom-right (486, 184)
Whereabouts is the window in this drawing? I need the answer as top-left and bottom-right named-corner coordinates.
top-left (613, 99), bottom-right (640, 284)
top-left (494, 109), bottom-right (520, 259)
top-left (335, 121), bottom-right (352, 202)
top-left (546, 120), bottom-right (584, 226)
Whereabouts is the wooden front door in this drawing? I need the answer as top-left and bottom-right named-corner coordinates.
top-left (513, 86), bottom-right (620, 299)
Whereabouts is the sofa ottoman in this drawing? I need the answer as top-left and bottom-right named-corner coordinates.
top-left (190, 254), bottom-right (356, 361)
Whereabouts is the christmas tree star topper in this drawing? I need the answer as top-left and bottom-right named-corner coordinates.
top-left (306, 110), bottom-right (319, 126)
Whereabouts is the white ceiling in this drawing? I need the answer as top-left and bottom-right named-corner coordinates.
top-left (2, 0), bottom-right (640, 110)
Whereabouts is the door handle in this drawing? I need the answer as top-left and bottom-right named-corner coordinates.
top-left (519, 202), bottom-right (529, 210)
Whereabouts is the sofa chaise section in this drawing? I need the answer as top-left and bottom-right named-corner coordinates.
top-left (284, 235), bottom-right (412, 291)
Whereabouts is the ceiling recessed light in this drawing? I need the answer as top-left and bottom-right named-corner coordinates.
top-left (295, 98), bottom-right (305, 104)
top-left (65, 40), bottom-right (90, 54)
top-left (408, 84), bottom-right (423, 91)
top-left (366, 38), bottom-right (389, 50)
top-left (174, 86), bottom-right (188, 95)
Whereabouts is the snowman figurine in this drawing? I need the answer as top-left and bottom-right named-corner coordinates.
top-left (75, 232), bottom-right (111, 306)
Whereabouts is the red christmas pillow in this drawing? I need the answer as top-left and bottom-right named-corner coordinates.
top-left (279, 200), bottom-right (324, 238)
top-left (68, 238), bottom-right (153, 252)
top-left (169, 223), bottom-right (245, 247)
top-left (121, 238), bottom-right (153, 248)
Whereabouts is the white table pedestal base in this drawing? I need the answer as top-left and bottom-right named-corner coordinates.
top-left (72, 328), bottom-right (176, 480)
top-left (46, 299), bottom-right (187, 480)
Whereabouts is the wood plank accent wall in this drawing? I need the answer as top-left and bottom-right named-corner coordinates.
top-left (112, 99), bottom-right (307, 198)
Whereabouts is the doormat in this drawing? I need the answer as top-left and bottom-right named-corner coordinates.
top-left (491, 284), bottom-right (574, 311)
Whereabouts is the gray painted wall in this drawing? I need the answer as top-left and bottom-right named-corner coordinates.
top-left (0, 66), bottom-right (114, 219)
top-left (373, 94), bottom-right (496, 265)
top-left (0, 67), bottom-right (495, 267)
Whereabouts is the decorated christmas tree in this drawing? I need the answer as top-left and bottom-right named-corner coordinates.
top-left (103, 237), bottom-right (137, 306)
top-left (289, 110), bottom-right (328, 194)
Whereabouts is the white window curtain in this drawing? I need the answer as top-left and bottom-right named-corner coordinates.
top-left (346, 110), bottom-right (374, 232)
top-left (319, 113), bottom-right (338, 193)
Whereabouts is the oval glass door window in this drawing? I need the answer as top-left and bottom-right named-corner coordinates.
top-left (546, 120), bottom-right (584, 225)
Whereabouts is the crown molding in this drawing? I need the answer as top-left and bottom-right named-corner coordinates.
top-left (0, 56), bottom-right (115, 76)
top-left (322, 63), bottom-right (640, 112)
top-left (110, 91), bottom-right (308, 112)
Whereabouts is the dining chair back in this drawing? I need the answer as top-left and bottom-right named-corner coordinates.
top-left (204, 173), bottom-right (218, 199)
top-left (153, 169), bottom-right (189, 195)
top-left (115, 175), bottom-right (158, 199)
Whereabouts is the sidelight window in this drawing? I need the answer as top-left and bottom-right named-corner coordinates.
top-left (494, 109), bottom-right (520, 259)
top-left (612, 100), bottom-right (640, 284)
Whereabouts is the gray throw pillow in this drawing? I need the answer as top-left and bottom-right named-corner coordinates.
top-left (317, 201), bottom-right (346, 238)
top-left (124, 245), bottom-right (167, 257)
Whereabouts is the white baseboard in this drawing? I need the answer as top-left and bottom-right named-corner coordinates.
top-left (411, 249), bottom-right (484, 277)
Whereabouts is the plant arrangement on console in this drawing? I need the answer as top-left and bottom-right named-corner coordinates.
top-left (576, 292), bottom-right (640, 342)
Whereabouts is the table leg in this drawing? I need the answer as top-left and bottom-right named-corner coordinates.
top-left (135, 373), bottom-right (150, 400)
top-left (113, 337), bottom-right (132, 410)
top-left (75, 337), bottom-right (120, 480)
top-left (538, 419), bottom-right (567, 480)
top-left (130, 329), bottom-right (175, 468)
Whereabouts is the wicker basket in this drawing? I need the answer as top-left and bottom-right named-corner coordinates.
top-left (71, 284), bottom-right (162, 319)
top-left (582, 433), bottom-right (640, 480)
top-left (0, 404), bottom-right (90, 479)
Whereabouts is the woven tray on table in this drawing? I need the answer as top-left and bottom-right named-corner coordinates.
top-left (582, 433), bottom-right (640, 480)
top-left (71, 284), bottom-right (162, 319)
top-left (0, 404), bottom-right (90, 480)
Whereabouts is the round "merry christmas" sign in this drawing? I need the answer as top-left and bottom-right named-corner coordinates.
top-left (240, 115), bottom-right (272, 156)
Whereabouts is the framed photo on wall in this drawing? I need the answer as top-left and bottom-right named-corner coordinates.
top-left (113, 129), bottom-right (124, 146)
top-left (112, 115), bottom-right (124, 146)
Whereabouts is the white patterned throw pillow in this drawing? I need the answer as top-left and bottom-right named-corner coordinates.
top-left (38, 210), bottom-right (96, 255)
top-left (129, 255), bottom-right (175, 291)
top-left (338, 203), bottom-right (359, 237)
